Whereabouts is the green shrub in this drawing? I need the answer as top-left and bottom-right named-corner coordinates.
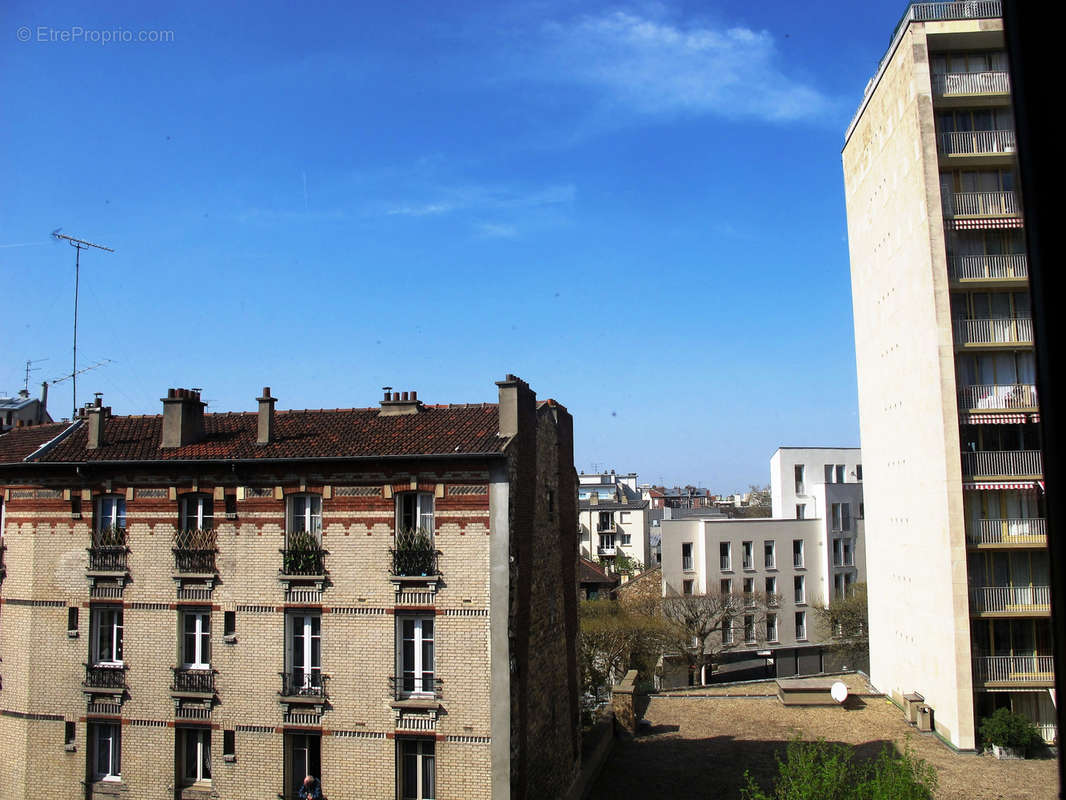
top-left (742, 739), bottom-right (936, 800)
top-left (978, 707), bottom-right (1040, 751)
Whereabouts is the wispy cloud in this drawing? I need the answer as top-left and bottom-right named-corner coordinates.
top-left (538, 11), bottom-right (833, 123)
top-left (475, 222), bottom-right (519, 239)
top-left (386, 202), bottom-right (456, 217)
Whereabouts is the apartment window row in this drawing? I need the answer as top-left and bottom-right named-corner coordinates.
top-left (88, 491), bottom-right (437, 537)
top-left (88, 725), bottom-right (432, 799)
top-left (83, 607), bottom-right (437, 699)
top-left (831, 502), bottom-right (852, 532)
top-left (831, 537), bottom-right (856, 568)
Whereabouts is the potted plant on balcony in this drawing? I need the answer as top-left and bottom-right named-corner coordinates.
top-left (284, 531), bottom-right (321, 575)
top-left (392, 527), bottom-right (437, 576)
top-left (979, 707), bottom-right (1040, 759)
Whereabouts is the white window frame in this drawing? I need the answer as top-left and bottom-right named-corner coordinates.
top-left (287, 494), bottom-right (322, 541)
top-left (722, 616), bottom-right (734, 644)
top-left (796, 504), bottom-right (806, 520)
top-left (398, 616), bottom-right (435, 698)
top-left (619, 531), bottom-right (632, 546)
top-left (720, 578), bottom-right (732, 595)
top-left (286, 732), bottom-right (321, 798)
top-left (95, 494), bottom-right (126, 534)
top-left (90, 722), bottom-right (121, 781)
top-left (180, 727), bottom-right (212, 785)
top-left (90, 607), bottom-right (123, 666)
top-left (719, 541), bottom-right (731, 571)
top-left (180, 493), bottom-right (213, 531)
top-left (835, 464), bottom-right (845, 483)
top-left (399, 738), bottom-right (436, 800)
top-left (397, 491), bottom-right (434, 535)
top-left (743, 615), bottom-right (756, 643)
top-left (844, 538), bottom-right (855, 567)
top-left (764, 540), bottom-right (776, 569)
top-left (286, 613), bottom-right (322, 691)
top-left (765, 576), bottom-right (776, 597)
top-left (796, 611), bottom-right (807, 640)
top-left (794, 575), bottom-right (806, 605)
top-left (833, 537), bottom-right (844, 567)
top-left (794, 464), bottom-right (805, 494)
top-left (743, 577), bottom-right (755, 606)
top-left (681, 542), bottom-right (693, 571)
top-left (182, 610), bottom-right (211, 670)
top-left (766, 613), bottom-right (778, 642)
top-left (742, 541), bottom-right (753, 570)
top-left (682, 579), bottom-right (694, 595)
top-left (793, 539), bottom-right (804, 568)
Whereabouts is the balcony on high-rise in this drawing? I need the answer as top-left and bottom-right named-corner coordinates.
top-left (938, 129), bottom-right (1015, 157)
top-left (953, 317), bottom-right (1032, 346)
top-left (957, 383), bottom-right (1037, 411)
top-left (961, 449), bottom-right (1042, 478)
top-left (947, 254), bottom-right (1028, 283)
top-left (972, 653), bottom-right (1054, 684)
top-left (969, 584), bottom-right (1050, 614)
top-left (966, 517), bottom-right (1047, 547)
top-left (942, 191), bottom-right (1020, 218)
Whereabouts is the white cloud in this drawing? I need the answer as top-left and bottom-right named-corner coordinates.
top-left (386, 202), bottom-right (455, 217)
top-left (540, 11), bottom-right (833, 122)
top-left (475, 222), bottom-right (519, 239)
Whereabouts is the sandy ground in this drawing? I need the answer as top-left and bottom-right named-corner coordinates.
top-left (587, 676), bottom-right (1057, 800)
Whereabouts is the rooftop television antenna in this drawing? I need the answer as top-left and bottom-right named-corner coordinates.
top-left (52, 231), bottom-right (114, 417)
top-left (23, 358), bottom-right (47, 393)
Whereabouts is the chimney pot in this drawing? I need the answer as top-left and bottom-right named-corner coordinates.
top-left (161, 387), bottom-right (206, 448)
top-left (401, 391), bottom-right (409, 401)
top-left (410, 390), bottom-right (417, 401)
top-left (257, 387), bottom-right (278, 445)
top-left (262, 386), bottom-right (271, 398)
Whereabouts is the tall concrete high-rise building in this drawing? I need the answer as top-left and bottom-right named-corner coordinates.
top-left (843, 1), bottom-right (1054, 749)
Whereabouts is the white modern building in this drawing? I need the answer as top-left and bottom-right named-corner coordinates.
top-left (659, 448), bottom-right (865, 685)
top-left (843, 1), bottom-right (1053, 748)
top-left (578, 471), bottom-right (652, 570)
top-left (770, 447), bottom-right (863, 520)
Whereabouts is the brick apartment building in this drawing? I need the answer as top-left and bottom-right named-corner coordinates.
top-left (0, 374), bottom-right (580, 799)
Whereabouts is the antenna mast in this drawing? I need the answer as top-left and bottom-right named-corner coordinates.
top-left (23, 358), bottom-right (47, 393)
top-left (52, 232), bottom-right (114, 417)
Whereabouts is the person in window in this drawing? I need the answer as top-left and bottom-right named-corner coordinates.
top-left (298, 774), bottom-right (323, 800)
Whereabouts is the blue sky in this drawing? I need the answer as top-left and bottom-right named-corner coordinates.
top-left (1, 0), bottom-right (908, 491)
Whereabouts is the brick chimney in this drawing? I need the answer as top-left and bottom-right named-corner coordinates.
top-left (378, 387), bottom-right (422, 417)
top-left (257, 387), bottom-right (276, 445)
top-left (86, 395), bottom-right (110, 450)
top-left (161, 388), bottom-right (205, 448)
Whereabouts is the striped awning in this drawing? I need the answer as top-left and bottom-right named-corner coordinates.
top-left (951, 218), bottom-right (1024, 230)
top-left (1031, 413), bottom-right (1040, 424)
top-left (963, 480), bottom-right (1038, 491)
top-left (959, 412), bottom-right (1027, 425)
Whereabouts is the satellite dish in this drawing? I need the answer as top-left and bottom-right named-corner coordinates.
top-left (831, 681), bottom-right (849, 704)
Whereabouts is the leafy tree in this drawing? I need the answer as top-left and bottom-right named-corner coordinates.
top-left (813, 583), bottom-right (869, 667)
top-left (605, 552), bottom-right (645, 577)
top-left (978, 707), bottom-right (1041, 752)
top-left (742, 738), bottom-right (937, 800)
top-left (662, 588), bottom-right (776, 682)
top-left (578, 598), bottom-right (669, 700)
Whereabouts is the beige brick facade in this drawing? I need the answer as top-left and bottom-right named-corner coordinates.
top-left (0, 376), bottom-right (579, 799)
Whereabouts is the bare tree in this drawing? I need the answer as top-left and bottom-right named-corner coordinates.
top-left (812, 582), bottom-right (869, 668)
top-left (662, 588), bottom-right (778, 684)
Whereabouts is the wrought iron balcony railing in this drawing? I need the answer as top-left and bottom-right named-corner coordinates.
top-left (389, 547), bottom-right (439, 577)
top-left (279, 670), bottom-right (326, 698)
top-left (87, 545), bottom-right (128, 572)
top-left (173, 548), bottom-right (217, 573)
top-left (84, 663), bottom-right (128, 689)
top-left (172, 667), bottom-right (215, 693)
top-left (279, 546), bottom-right (326, 576)
top-left (389, 675), bottom-right (443, 700)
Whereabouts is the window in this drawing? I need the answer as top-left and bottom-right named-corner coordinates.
top-left (793, 540), bottom-right (804, 568)
top-left (843, 539), bottom-right (855, 567)
top-left (286, 733), bottom-right (321, 800)
top-left (856, 464), bottom-right (863, 481)
top-left (832, 503), bottom-right (850, 531)
top-left (95, 495), bottom-right (126, 534)
top-left (399, 739), bottom-right (435, 800)
top-left (765, 576), bottom-right (776, 597)
top-left (719, 541), bottom-right (731, 570)
top-left (795, 504), bottom-right (806, 520)
top-left (722, 617), bottom-right (734, 644)
top-left (682, 579), bottom-right (694, 595)
top-left (286, 613), bottom-right (322, 692)
top-left (180, 493), bottom-right (213, 531)
top-left (619, 511), bottom-right (631, 523)
top-left (182, 611), bottom-right (211, 669)
top-left (743, 577), bottom-right (755, 606)
top-left (224, 611), bottom-right (236, 640)
top-left (833, 538), bottom-right (843, 567)
top-left (620, 531), bottom-right (631, 546)
top-left (398, 617), bottom-right (435, 697)
top-left (65, 721), bottom-right (76, 748)
top-left (834, 573), bottom-right (846, 599)
top-left (824, 464), bottom-right (833, 483)
top-left (223, 729), bottom-right (236, 762)
top-left (763, 541), bottom-right (775, 569)
top-left (90, 607), bottom-right (123, 665)
top-left (720, 578), bottom-right (731, 595)
top-left (90, 722), bottom-right (121, 781)
top-left (599, 532), bottom-right (615, 553)
top-left (796, 611), bottom-right (807, 640)
top-left (681, 542), bottom-right (693, 571)
top-left (179, 728), bottom-right (212, 785)
top-left (794, 575), bottom-right (805, 604)
top-left (597, 511), bottom-right (612, 532)
top-left (835, 464), bottom-right (845, 483)
top-left (766, 614), bottom-right (778, 642)
top-left (68, 606), bottom-right (79, 634)
top-left (742, 541), bottom-right (753, 570)
top-left (287, 494), bottom-right (322, 540)
top-left (397, 491), bottom-right (433, 534)
top-left (744, 615), bottom-right (756, 643)
top-left (794, 464), bottom-right (805, 494)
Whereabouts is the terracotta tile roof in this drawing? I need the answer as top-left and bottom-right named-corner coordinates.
top-left (0, 422), bottom-right (74, 463)
top-left (579, 557), bottom-right (618, 587)
top-left (1, 405), bottom-right (505, 464)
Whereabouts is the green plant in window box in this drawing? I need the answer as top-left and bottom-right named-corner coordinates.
top-left (392, 527), bottom-right (438, 576)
